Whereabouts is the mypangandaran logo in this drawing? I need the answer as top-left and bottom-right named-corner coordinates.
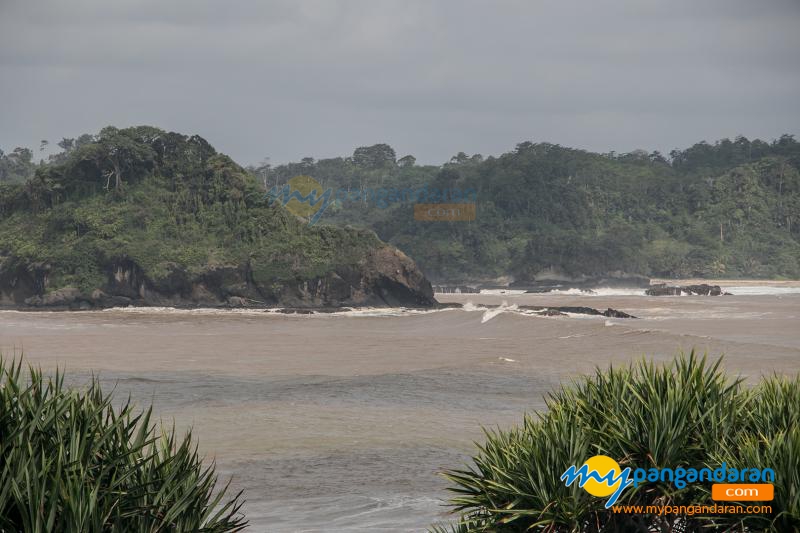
top-left (561, 455), bottom-right (775, 509)
top-left (562, 455), bottom-right (631, 508)
top-left (266, 175), bottom-right (477, 225)
top-left (273, 175), bottom-right (331, 224)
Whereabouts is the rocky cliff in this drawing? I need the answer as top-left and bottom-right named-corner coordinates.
top-left (0, 246), bottom-right (435, 310)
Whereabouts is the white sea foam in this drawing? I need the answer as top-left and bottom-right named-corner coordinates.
top-left (461, 301), bottom-right (489, 312)
top-left (334, 307), bottom-right (448, 318)
top-left (96, 301), bottom-right (594, 322)
top-left (99, 305), bottom-right (455, 319)
top-left (481, 302), bottom-right (517, 323)
top-left (47, 281), bottom-right (799, 322)
top-left (479, 287), bottom-right (649, 296)
top-left (478, 289), bottom-right (528, 295)
top-left (554, 287), bottom-right (648, 296)
top-left (101, 306), bottom-right (281, 316)
top-left (721, 286), bottom-right (800, 296)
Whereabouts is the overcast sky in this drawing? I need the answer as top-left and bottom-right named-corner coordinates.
top-left (1, 0), bottom-right (799, 166)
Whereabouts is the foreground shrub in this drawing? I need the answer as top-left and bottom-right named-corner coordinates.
top-left (0, 359), bottom-right (246, 532)
top-left (434, 352), bottom-right (799, 532)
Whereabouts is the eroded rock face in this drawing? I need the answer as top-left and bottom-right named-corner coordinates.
top-left (360, 247), bottom-right (436, 307)
top-left (24, 287), bottom-right (84, 308)
top-left (0, 245), bottom-right (437, 310)
top-left (0, 259), bottom-right (48, 306)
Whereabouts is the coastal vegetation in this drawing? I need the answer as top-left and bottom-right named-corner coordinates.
top-left (260, 135), bottom-right (800, 282)
top-left (0, 126), bottom-right (434, 309)
top-left (432, 352), bottom-right (800, 532)
top-left (0, 358), bottom-right (246, 532)
top-left (3, 130), bottom-right (798, 294)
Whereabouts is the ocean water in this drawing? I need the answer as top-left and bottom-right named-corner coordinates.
top-left (1, 282), bottom-right (799, 531)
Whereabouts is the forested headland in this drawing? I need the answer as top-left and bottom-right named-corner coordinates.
top-left (0, 127), bottom-right (434, 309)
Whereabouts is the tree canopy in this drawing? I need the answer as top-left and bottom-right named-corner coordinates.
top-left (260, 135), bottom-right (800, 281)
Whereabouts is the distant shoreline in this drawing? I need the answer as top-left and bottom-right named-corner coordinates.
top-left (650, 278), bottom-right (800, 287)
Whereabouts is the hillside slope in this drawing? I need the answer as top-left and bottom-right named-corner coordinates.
top-left (0, 127), bottom-right (435, 309)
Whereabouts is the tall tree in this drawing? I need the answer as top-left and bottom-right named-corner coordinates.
top-left (352, 144), bottom-right (396, 169)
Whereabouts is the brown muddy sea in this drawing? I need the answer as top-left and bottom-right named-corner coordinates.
top-left (1, 281), bottom-right (799, 532)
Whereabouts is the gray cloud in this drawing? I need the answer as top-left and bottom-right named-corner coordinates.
top-left (1, 0), bottom-right (798, 165)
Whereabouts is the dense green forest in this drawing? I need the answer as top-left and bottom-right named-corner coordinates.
top-left (259, 135), bottom-right (800, 282)
top-left (2, 131), bottom-right (799, 287)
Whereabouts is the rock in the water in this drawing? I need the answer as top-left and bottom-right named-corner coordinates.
top-left (505, 304), bottom-right (637, 318)
top-left (538, 308), bottom-right (567, 316)
top-left (602, 308), bottom-right (636, 318)
top-left (646, 283), bottom-right (724, 296)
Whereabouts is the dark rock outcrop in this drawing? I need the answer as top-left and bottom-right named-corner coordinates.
top-left (362, 247), bottom-right (436, 307)
top-left (537, 308), bottom-right (568, 316)
top-left (645, 283), bottom-right (726, 296)
top-left (526, 306), bottom-right (637, 319)
top-left (601, 307), bottom-right (637, 318)
top-left (478, 304), bottom-right (637, 318)
top-left (0, 246), bottom-right (436, 310)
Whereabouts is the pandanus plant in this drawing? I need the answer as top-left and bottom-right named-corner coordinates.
top-left (0, 358), bottom-right (247, 532)
top-left (432, 352), bottom-right (799, 532)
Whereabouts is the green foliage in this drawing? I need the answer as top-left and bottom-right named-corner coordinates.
top-left (0, 358), bottom-right (246, 532)
top-left (434, 353), bottom-right (800, 532)
top-left (4, 129), bottom-right (798, 291)
top-left (0, 147), bottom-right (36, 184)
top-left (352, 144), bottom-right (397, 169)
top-left (0, 126), bottom-right (384, 298)
top-left (262, 135), bottom-right (800, 281)
top-left (708, 375), bottom-right (800, 531)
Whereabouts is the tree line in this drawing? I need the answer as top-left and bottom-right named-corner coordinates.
top-left (257, 134), bottom-right (800, 281)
